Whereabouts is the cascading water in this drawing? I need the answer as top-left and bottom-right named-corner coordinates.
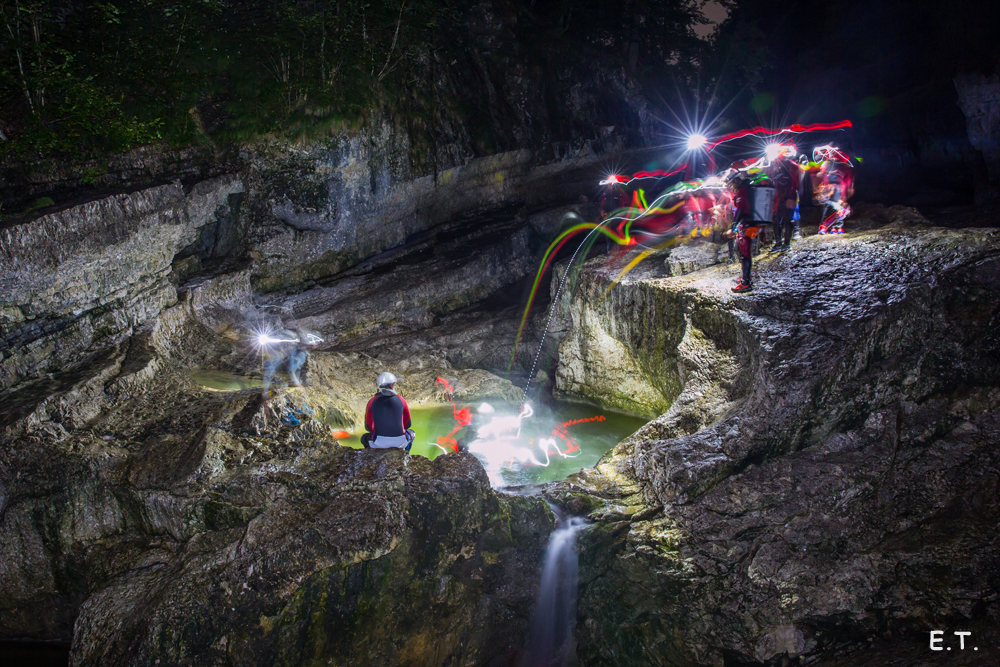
top-left (523, 508), bottom-right (588, 667)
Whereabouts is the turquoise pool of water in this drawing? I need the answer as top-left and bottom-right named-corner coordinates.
top-left (191, 371), bottom-right (648, 486)
top-left (337, 400), bottom-right (647, 486)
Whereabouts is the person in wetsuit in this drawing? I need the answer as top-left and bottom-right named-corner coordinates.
top-left (768, 152), bottom-right (801, 252)
top-left (361, 372), bottom-right (414, 450)
top-left (723, 170), bottom-right (758, 293)
top-left (807, 147), bottom-right (855, 234)
top-left (818, 160), bottom-right (854, 234)
top-left (598, 176), bottom-right (628, 219)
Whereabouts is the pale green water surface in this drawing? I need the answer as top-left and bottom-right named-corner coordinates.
top-left (191, 371), bottom-right (647, 485)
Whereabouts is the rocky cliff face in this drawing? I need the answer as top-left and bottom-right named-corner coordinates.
top-left (0, 177), bottom-right (245, 443)
top-left (0, 132), bottom-right (580, 662)
top-left (0, 242), bottom-right (551, 659)
top-left (547, 209), bottom-right (1000, 666)
top-left (0, 59), bottom-right (663, 436)
top-left (4, 12), bottom-right (1000, 660)
top-left (1, 68), bottom-right (662, 436)
top-left (0, 20), bottom-right (663, 662)
top-left (5, 158), bottom-right (1000, 667)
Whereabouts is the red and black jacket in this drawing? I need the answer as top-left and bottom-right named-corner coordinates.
top-left (364, 392), bottom-right (412, 437)
top-left (733, 184), bottom-right (752, 223)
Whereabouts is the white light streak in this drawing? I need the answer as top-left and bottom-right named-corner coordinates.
top-left (257, 333), bottom-right (299, 346)
top-left (464, 403), bottom-right (579, 486)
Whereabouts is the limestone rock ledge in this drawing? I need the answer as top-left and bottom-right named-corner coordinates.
top-left (549, 213), bottom-right (1000, 666)
top-left (0, 176), bottom-right (244, 405)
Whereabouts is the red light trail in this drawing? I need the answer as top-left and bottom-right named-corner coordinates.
top-left (706, 121), bottom-right (853, 150)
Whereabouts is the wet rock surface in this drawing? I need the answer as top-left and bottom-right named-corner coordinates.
top-left (66, 446), bottom-right (551, 667)
top-left (547, 209), bottom-right (1000, 666)
top-left (0, 164), bottom-right (558, 663)
top-left (0, 177), bottom-right (243, 394)
top-left (3, 103), bottom-right (1000, 667)
top-left (3, 182), bottom-right (1000, 667)
top-left (0, 93), bottom-right (610, 662)
top-left (0, 347), bottom-right (551, 666)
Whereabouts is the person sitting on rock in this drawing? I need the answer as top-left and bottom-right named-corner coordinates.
top-left (361, 372), bottom-right (415, 451)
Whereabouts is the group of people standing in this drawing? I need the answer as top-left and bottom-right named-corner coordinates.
top-left (594, 146), bottom-right (857, 296)
top-left (724, 145), bottom-right (856, 293)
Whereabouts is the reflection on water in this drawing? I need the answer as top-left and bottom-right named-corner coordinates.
top-left (335, 401), bottom-right (646, 486)
top-left (189, 370), bottom-right (646, 486)
top-left (473, 402), bottom-right (646, 486)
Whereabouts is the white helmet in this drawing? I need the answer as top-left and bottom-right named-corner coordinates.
top-left (377, 372), bottom-right (397, 388)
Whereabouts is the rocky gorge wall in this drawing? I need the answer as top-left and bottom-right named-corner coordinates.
top-left (4, 10), bottom-right (1000, 662)
top-left (546, 209), bottom-right (1000, 666)
top-left (0, 165), bottom-right (558, 659)
top-left (0, 176), bottom-right (246, 442)
top-left (0, 141), bottom-right (638, 445)
top-left (0, 0), bottom-right (667, 427)
top-left (4, 171), bottom-right (1000, 667)
top-left (0, 26), bottom-right (667, 437)
top-left (0, 21), bottom-right (671, 663)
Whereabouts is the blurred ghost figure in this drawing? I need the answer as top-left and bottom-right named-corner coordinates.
top-left (766, 146), bottom-right (801, 252)
top-left (808, 146), bottom-right (855, 235)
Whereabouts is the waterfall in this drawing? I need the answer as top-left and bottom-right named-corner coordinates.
top-left (524, 510), bottom-right (588, 667)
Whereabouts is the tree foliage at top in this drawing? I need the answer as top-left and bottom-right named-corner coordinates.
top-left (0, 0), bottom-right (712, 159)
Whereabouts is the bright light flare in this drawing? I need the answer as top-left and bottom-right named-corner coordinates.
top-left (476, 403), bottom-right (533, 440)
top-left (601, 167), bottom-right (688, 188)
top-left (464, 403), bottom-right (585, 485)
top-left (764, 143), bottom-right (797, 162)
top-left (256, 332), bottom-right (299, 347)
top-left (434, 399), bottom-right (606, 486)
top-left (686, 133), bottom-right (707, 151)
